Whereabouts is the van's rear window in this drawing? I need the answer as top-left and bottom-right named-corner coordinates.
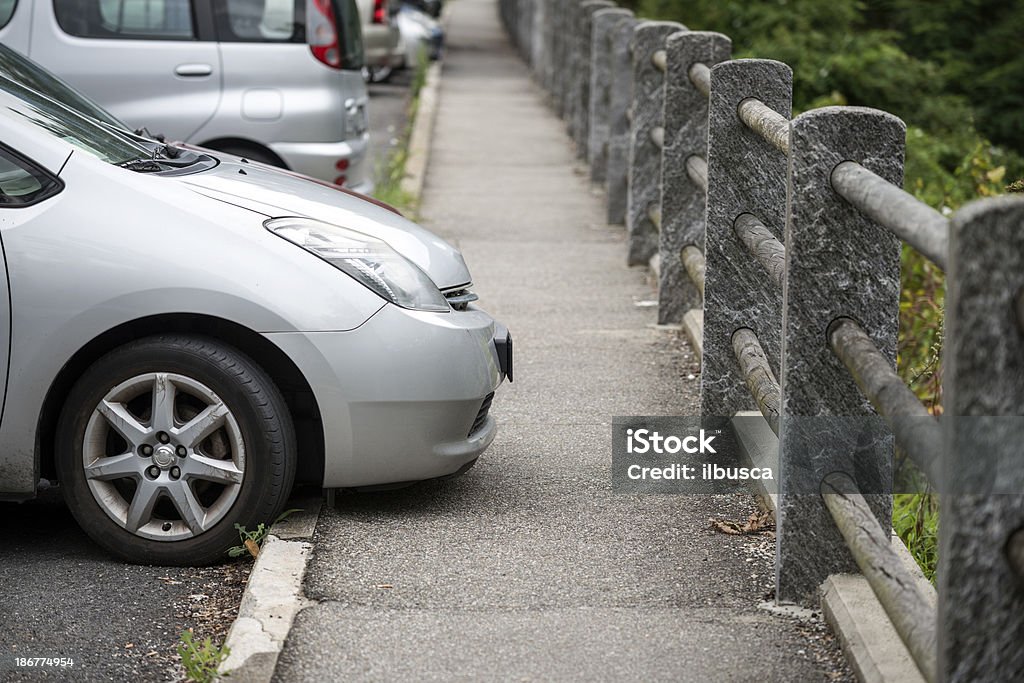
top-left (212, 0), bottom-right (306, 43)
top-left (54, 0), bottom-right (195, 40)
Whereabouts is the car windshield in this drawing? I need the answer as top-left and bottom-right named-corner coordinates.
top-left (0, 45), bottom-right (126, 129)
top-left (0, 75), bottom-right (150, 166)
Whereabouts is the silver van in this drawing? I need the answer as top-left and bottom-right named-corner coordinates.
top-left (0, 0), bottom-right (373, 192)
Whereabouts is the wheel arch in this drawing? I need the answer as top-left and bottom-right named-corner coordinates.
top-left (37, 314), bottom-right (324, 486)
top-left (197, 137), bottom-right (289, 168)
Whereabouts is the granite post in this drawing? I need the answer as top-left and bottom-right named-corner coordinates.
top-left (777, 107), bottom-right (904, 604)
top-left (626, 21), bottom-right (686, 266)
top-left (604, 13), bottom-right (637, 225)
top-left (657, 31), bottom-right (731, 324)
top-left (574, 1), bottom-right (615, 159)
top-left (939, 196), bottom-right (1024, 681)
top-left (530, 0), bottom-right (546, 80)
top-left (563, 0), bottom-right (587, 124)
top-left (588, 9), bottom-right (634, 181)
top-left (700, 59), bottom-right (790, 417)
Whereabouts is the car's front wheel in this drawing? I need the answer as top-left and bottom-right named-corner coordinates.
top-left (56, 336), bottom-right (296, 565)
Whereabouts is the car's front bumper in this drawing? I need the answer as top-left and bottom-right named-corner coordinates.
top-left (265, 303), bottom-right (508, 488)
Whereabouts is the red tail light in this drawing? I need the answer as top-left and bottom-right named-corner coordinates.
top-left (308, 0), bottom-right (342, 69)
top-left (372, 0), bottom-right (386, 24)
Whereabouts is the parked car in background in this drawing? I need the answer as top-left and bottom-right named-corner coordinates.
top-left (356, 0), bottom-right (401, 82)
top-left (0, 72), bottom-right (511, 565)
top-left (0, 0), bottom-right (374, 192)
top-left (0, 42), bottom-right (402, 213)
top-left (393, 1), bottom-right (443, 67)
top-left (407, 0), bottom-right (441, 19)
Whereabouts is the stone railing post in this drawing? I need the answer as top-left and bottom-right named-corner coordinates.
top-left (530, 0), bottom-right (546, 80)
top-left (553, 0), bottom-right (576, 119)
top-left (560, 0), bottom-right (586, 121)
top-left (545, 0), bottom-right (561, 94)
top-left (588, 8), bottom-right (634, 182)
top-left (573, 1), bottom-right (615, 159)
top-left (604, 13), bottom-right (638, 225)
top-left (521, 0), bottom-right (534, 63)
top-left (657, 31), bottom-right (731, 325)
top-left (626, 21), bottom-right (686, 266)
top-left (777, 107), bottom-right (905, 604)
top-left (700, 59), bottom-right (790, 417)
top-left (939, 196), bottom-right (1024, 681)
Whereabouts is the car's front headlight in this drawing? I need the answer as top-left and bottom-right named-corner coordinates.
top-left (266, 217), bottom-right (450, 312)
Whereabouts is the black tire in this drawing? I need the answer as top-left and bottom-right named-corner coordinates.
top-left (56, 335), bottom-right (296, 565)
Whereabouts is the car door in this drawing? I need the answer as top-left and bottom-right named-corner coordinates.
top-left (27, 0), bottom-right (221, 141)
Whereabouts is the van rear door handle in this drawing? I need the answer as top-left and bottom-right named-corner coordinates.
top-left (174, 64), bottom-right (213, 77)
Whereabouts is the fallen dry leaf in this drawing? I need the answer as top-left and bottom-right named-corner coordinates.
top-left (709, 510), bottom-right (776, 536)
top-left (244, 538), bottom-right (260, 558)
top-left (375, 584), bottom-right (394, 589)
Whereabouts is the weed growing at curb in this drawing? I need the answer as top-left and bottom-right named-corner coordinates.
top-left (178, 629), bottom-right (229, 683)
top-left (373, 53), bottom-right (432, 214)
top-left (227, 509), bottom-right (301, 559)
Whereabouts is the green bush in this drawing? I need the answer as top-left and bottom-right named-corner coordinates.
top-left (892, 493), bottom-right (939, 583)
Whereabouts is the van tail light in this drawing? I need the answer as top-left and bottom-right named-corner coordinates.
top-left (372, 0), bottom-right (387, 24)
top-left (308, 0), bottom-right (342, 69)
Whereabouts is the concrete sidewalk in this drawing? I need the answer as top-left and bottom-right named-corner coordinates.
top-left (272, 0), bottom-right (849, 679)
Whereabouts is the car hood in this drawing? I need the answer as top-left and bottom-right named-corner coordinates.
top-left (179, 159), bottom-right (472, 290)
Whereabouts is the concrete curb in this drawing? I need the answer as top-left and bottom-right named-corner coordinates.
top-left (821, 575), bottom-right (928, 683)
top-left (731, 413), bottom-right (936, 682)
top-left (218, 499), bottom-right (322, 682)
top-left (399, 61), bottom-right (443, 204)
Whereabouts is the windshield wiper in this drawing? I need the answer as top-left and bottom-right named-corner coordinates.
top-left (119, 158), bottom-right (163, 173)
top-left (129, 127), bottom-right (184, 160)
top-left (157, 144), bottom-right (183, 159)
top-left (133, 127), bottom-right (166, 143)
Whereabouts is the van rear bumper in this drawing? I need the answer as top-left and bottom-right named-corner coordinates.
top-left (270, 134), bottom-right (373, 194)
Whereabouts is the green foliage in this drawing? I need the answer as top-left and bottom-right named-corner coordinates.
top-left (873, 0), bottom-right (1024, 153)
top-left (177, 630), bottom-right (229, 683)
top-left (227, 509), bottom-right (301, 558)
top-left (892, 494), bottom-right (939, 583)
top-left (627, 0), bottom-right (1024, 198)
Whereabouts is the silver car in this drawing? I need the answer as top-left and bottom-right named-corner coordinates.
top-left (0, 74), bottom-right (510, 565)
top-left (0, 0), bottom-right (373, 191)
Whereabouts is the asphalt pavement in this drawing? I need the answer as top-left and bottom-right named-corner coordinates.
top-left (0, 488), bottom-right (249, 681)
top-left (271, 0), bottom-right (852, 680)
